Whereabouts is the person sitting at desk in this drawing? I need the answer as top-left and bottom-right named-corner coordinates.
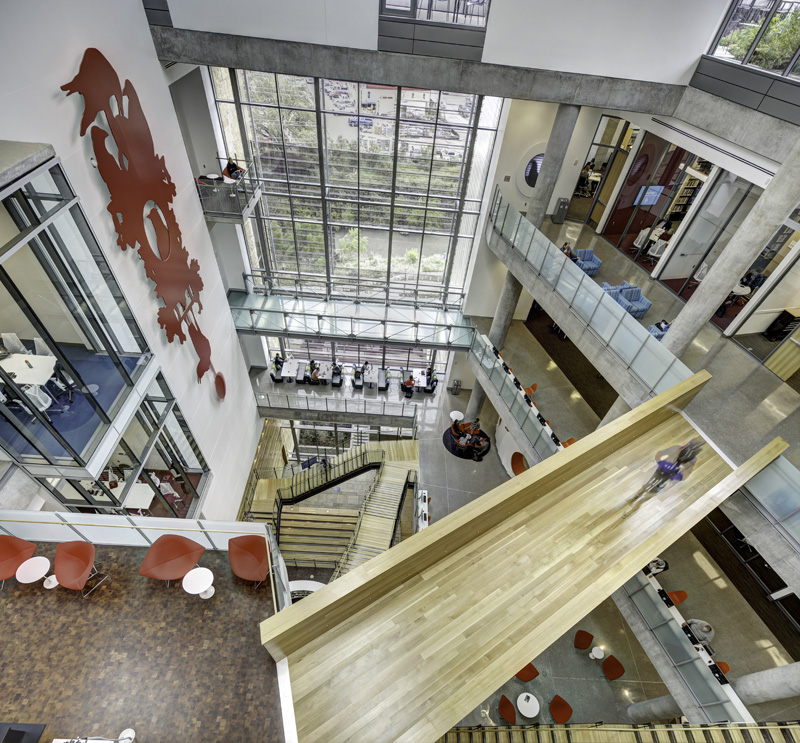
top-left (273, 353), bottom-right (284, 370)
top-left (310, 366), bottom-right (320, 383)
top-left (332, 360), bottom-right (341, 376)
top-left (403, 375), bottom-right (414, 398)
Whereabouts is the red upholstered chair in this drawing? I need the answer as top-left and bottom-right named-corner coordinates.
top-left (668, 590), bottom-right (688, 606)
top-left (524, 383), bottom-right (538, 396)
top-left (716, 661), bottom-right (731, 675)
top-left (550, 695), bottom-right (572, 724)
top-left (515, 663), bottom-right (539, 682)
top-left (0, 535), bottom-right (36, 589)
top-left (498, 694), bottom-right (516, 725)
top-left (574, 629), bottom-right (593, 650)
top-left (55, 541), bottom-right (109, 598)
top-left (228, 534), bottom-right (270, 588)
top-left (563, 437), bottom-right (577, 447)
top-left (602, 654), bottom-right (625, 681)
top-left (139, 534), bottom-right (205, 585)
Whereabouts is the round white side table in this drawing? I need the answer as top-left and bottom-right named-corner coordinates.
top-left (450, 411), bottom-right (464, 423)
top-left (43, 575), bottom-right (59, 589)
top-left (16, 556), bottom-right (50, 584)
top-left (589, 646), bottom-right (605, 660)
top-left (517, 692), bottom-right (540, 718)
top-left (182, 567), bottom-right (215, 599)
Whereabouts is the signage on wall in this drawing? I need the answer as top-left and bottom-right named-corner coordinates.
top-left (62, 48), bottom-right (226, 401)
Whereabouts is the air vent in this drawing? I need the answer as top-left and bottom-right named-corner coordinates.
top-left (650, 118), bottom-right (775, 177)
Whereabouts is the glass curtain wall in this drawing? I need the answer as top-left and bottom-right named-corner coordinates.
top-left (566, 116), bottom-right (638, 226)
top-left (210, 68), bottom-right (501, 309)
top-left (711, 0), bottom-right (800, 79)
top-left (380, 0), bottom-right (492, 27)
top-left (0, 162), bottom-right (149, 467)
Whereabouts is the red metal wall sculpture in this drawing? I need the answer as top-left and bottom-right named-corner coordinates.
top-left (62, 48), bottom-right (226, 401)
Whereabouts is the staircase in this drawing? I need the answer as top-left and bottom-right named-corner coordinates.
top-left (331, 441), bottom-right (419, 579)
top-left (438, 722), bottom-right (800, 742)
top-left (277, 506), bottom-right (359, 568)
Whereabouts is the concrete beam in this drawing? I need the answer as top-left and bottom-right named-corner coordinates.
top-left (0, 141), bottom-right (55, 193)
top-left (674, 86), bottom-right (800, 165)
top-left (150, 27), bottom-right (684, 115)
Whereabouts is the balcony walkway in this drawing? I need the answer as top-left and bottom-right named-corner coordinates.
top-left (229, 291), bottom-right (475, 351)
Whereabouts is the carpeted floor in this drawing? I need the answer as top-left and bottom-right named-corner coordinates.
top-left (524, 306), bottom-right (618, 419)
top-left (0, 544), bottom-right (283, 743)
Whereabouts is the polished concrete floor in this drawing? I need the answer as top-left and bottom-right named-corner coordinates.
top-left (540, 219), bottom-right (800, 470)
top-left (0, 544), bottom-right (281, 742)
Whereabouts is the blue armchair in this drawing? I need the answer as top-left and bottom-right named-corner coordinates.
top-left (647, 325), bottom-right (666, 340)
top-left (575, 248), bottom-right (602, 276)
top-left (621, 285), bottom-right (652, 319)
top-left (603, 286), bottom-right (634, 314)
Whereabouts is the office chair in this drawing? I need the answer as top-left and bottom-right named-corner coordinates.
top-left (2, 333), bottom-right (29, 354)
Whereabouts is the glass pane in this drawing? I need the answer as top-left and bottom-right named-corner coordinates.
top-left (630, 335), bottom-right (674, 387)
top-left (750, 2), bottom-right (800, 74)
top-left (746, 457), bottom-right (800, 520)
top-left (590, 294), bottom-right (626, 343)
top-left (713, 0), bottom-right (772, 61)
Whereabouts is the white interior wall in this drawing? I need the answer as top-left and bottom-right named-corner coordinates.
top-left (207, 222), bottom-right (247, 293)
top-left (465, 99), bottom-right (556, 320)
top-left (0, 0), bottom-right (261, 521)
top-left (169, 66), bottom-right (220, 176)
top-left (168, 0), bottom-right (378, 51)
top-left (483, 0), bottom-right (730, 85)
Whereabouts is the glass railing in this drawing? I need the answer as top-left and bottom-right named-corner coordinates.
top-left (229, 291), bottom-right (476, 349)
top-left (488, 188), bottom-right (694, 396)
top-left (741, 456), bottom-right (800, 545)
top-left (469, 332), bottom-right (562, 461)
top-left (195, 160), bottom-right (260, 220)
top-left (254, 391), bottom-right (418, 423)
top-left (623, 570), bottom-right (751, 723)
top-left (380, 0), bottom-right (491, 28)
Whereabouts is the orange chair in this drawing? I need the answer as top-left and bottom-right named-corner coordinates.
top-left (563, 437), bottom-right (577, 447)
top-left (228, 534), bottom-right (270, 588)
top-left (55, 541), bottom-right (109, 598)
top-left (550, 695), bottom-right (572, 724)
top-left (498, 694), bottom-right (516, 725)
top-left (139, 534), bottom-right (205, 585)
top-left (668, 590), bottom-right (688, 606)
top-left (516, 663), bottom-right (539, 682)
top-left (574, 629), bottom-right (593, 650)
top-left (0, 535), bottom-right (36, 590)
top-left (716, 661), bottom-right (731, 675)
top-left (602, 654), bottom-right (625, 681)
top-left (524, 383), bottom-right (538, 396)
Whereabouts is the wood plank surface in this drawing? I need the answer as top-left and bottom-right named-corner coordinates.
top-left (260, 375), bottom-right (787, 743)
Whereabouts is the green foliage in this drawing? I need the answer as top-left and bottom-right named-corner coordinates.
top-left (720, 10), bottom-right (800, 71)
top-left (404, 249), bottom-right (418, 265)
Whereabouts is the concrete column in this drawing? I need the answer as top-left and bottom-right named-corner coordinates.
top-left (662, 135), bottom-right (800, 359)
top-left (464, 382), bottom-right (487, 422)
top-left (464, 104), bottom-right (581, 423)
top-left (596, 395), bottom-right (632, 428)
top-left (527, 103), bottom-right (581, 229)
top-left (627, 661), bottom-right (800, 723)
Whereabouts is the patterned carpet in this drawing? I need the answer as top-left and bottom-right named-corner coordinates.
top-left (0, 544), bottom-right (283, 743)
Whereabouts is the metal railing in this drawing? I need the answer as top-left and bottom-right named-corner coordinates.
top-left (272, 446), bottom-right (385, 541)
top-left (254, 390), bottom-right (418, 422)
top-left (230, 295), bottom-right (476, 349)
top-left (488, 187), bottom-right (694, 396)
top-left (195, 160), bottom-right (260, 219)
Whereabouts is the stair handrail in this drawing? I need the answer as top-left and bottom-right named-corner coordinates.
top-left (274, 446), bottom-right (385, 543)
top-left (391, 470), bottom-right (417, 547)
top-left (329, 457), bottom-right (392, 581)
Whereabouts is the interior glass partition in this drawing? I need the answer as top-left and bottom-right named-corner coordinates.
top-left (380, 0), bottom-right (492, 27)
top-left (0, 161), bottom-right (149, 467)
top-left (211, 68), bottom-right (501, 309)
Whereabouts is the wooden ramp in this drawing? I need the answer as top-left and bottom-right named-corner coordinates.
top-left (260, 373), bottom-right (787, 743)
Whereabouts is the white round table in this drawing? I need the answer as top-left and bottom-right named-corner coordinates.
top-left (16, 556), bottom-right (50, 584)
top-left (289, 580), bottom-right (325, 593)
top-left (731, 284), bottom-right (751, 296)
top-left (450, 411), bottom-right (464, 423)
top-left (589, 646), bottom-right (605, 660)
top-left (517, 692), bottom-right (540, 718)
top-left (182, 567), bottom-right (215, 599)
top-left (206, 173), bottom-right (221, 192)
